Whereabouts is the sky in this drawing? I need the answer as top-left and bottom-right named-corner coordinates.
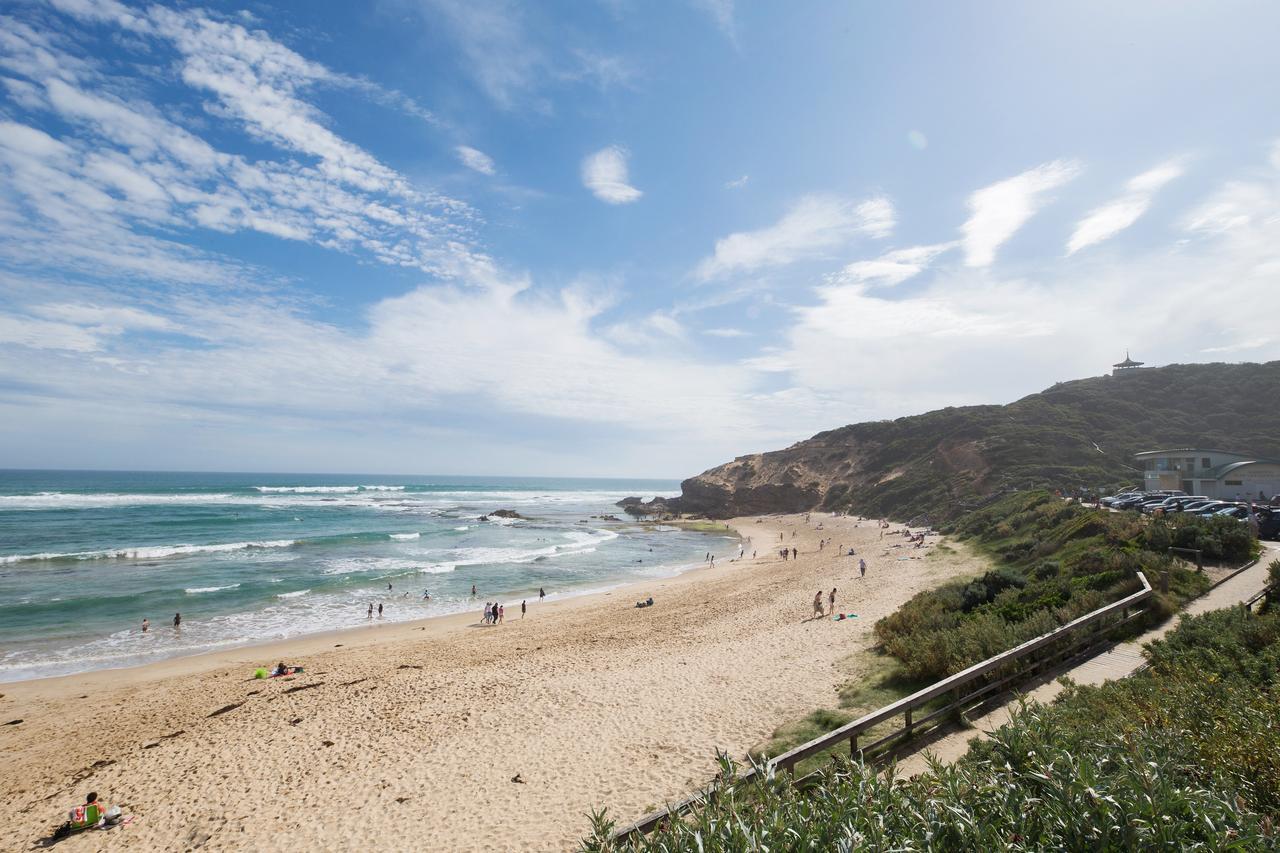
top-left (1, 0), bottom-right (1279, 478)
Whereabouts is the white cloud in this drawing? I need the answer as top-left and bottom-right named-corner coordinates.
top-left (725, 174), bottom-right (749, 189)
top-left (705, 327), bottom-right (749, 337)
top-left (962, 159), bottom-right (1081, 267)
top-left (0, 9), bottom-right (486, 283)
top-left (456, 145), bottom-right (497, 175)
top-left (828, 242), bottom-right (959, 288)
top-left (1066, 160), bottom-right (1184, 254)
top-left (582, 145), bottom-right (643, 204)
top-left (690, 0), bottom-right (737, 43)
top-left (764, 145), bottom-right (1280, 426)
top-left (697, 194), bottom-right (894, 280)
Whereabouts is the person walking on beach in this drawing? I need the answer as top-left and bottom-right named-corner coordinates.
top-left (539, 587), bottom-right (546, 601)
top-left (173, 612), bottom-right (181, 629)
top-left (499, 604), bottom-right (505, 623)
top-left (483, 603), bottom-right (491, 624)
top-left (859, 558), bottom-right (867, 578)
top-left (709, 555), bottom-right (715, 567)
top-left (752, 550), bottom-right (756, 559)
top-left (521, 600), bottom-right (526, 619)
top-left (828, 588), bottom-right (837, 614)
top-left (791, 547), bottom-right (797, 560)
top-left (812, 591), bottom-right (824, 619)
top-left (377, 602), bottom-right (383, 617)
top-left (141, 618), bottom-right (149, 633)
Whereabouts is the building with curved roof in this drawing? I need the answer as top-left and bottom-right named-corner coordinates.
top-left (1135, 448), bottom-right (1280, 500)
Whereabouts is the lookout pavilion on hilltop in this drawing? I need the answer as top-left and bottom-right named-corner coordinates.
top-left (1112, 351), bottom-right (1145, 374)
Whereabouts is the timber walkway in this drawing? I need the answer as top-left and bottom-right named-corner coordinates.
top-left (895, 542), bottom-right (1279, 774)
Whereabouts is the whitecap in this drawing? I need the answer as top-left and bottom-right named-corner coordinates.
top-left (389, 532), bottom-right (420, 540)
top-left (185, 584), bottom-right (241, 594)
top-left (0, 540), bottom-right (298, 564)
top-left (276, 589), bottom-right (310, 599)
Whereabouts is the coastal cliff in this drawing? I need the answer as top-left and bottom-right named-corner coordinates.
top-left (641, 361), bottom-right (1280, 521)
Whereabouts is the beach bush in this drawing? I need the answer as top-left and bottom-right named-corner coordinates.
top-left (583, 607), bottom-right (1280, 851)
top-left (876, 491), bottom-right (1220, 681)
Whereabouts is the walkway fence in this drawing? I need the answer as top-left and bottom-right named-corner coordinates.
top-left (614, 571), bottom-right (1153, 843)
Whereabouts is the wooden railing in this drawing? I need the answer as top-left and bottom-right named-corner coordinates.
top-left (613, 571), bottom-right (1153, 842)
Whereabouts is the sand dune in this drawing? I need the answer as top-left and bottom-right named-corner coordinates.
top-left (0, 514), bottom-right (985, 851)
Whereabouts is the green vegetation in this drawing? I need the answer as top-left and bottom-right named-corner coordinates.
top-left (809, 361), bottom-right (1280, 521)
top-left (583, 605), bottom-right (1280, 850)
top-left (874, 491), bottom-right (1231, 681)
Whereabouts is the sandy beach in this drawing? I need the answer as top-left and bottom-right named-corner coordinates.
top-left (0, 514), bottom-right (985, 851)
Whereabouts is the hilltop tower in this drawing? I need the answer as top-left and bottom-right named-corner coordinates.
top-left (1112, 350), bottom-right (1144, 375)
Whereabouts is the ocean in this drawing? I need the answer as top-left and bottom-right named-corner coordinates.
top-left (0, 470), bottom-right (731, 682)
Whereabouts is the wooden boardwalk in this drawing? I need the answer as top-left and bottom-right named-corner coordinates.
top-left (895, 543), bottom-right (1279, 774)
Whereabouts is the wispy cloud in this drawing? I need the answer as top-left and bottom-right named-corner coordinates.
top-left (705, 327), bottom-right (749, 338)
top-left (962, 160), bottom-right (1081, 267)
top-left (697, 194), bottom-right (894, 280)
top-left (456, 145), bottom-right (497, 175)
top-left (725, 174), bottom-right (749, 189)
top-left (1067, 160), bottom-right (1184, 254)
top-left (582, 145), bottom-right (643, 204)
top-left (0, 4), bottom-right (486, 284)
top-left (690, 0), bottom-right (737, 44)
top-left (827, 242), bottom-right (959, 288)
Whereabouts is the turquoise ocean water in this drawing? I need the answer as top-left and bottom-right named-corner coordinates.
top-left (0, 471), bottom-right (730, 682)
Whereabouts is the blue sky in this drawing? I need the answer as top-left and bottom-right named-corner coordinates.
top-left (1, 0), bottom-right (1279, 477)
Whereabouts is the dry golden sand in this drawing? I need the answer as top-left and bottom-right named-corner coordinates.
top-left (0, 514), bottom-right (986, 852)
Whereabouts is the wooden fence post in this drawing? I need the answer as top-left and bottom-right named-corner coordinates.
top-left (1160, 570), bottom-right (1169, 594)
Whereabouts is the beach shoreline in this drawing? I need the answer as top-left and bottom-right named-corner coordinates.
top-left (0, 531), bottom-right (736, 701)
top-left (0, 513), bottom-right (985, 851)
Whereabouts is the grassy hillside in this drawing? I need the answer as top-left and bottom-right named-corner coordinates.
top-left (584, 601), bottom-right (1280, 850)
top-left (673, 361), bottom-right (1280, 521)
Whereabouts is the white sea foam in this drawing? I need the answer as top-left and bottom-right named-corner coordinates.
top-left (453, 525), bottom-right (469, 531)
top-left (1, 539), bottom-right (298, 564)
top-left (185, 584), bottom-right (241, 594)
top-left (276, 589), bottom-right (310, 599)
top-left (255, 485), bottom-right (407, 493)
top-left (389, 532), bottom-right (420, 540)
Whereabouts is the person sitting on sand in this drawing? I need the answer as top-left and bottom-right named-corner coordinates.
top-left (56, 792), bottom-right (109, 837)
top-left (274, 662), bottom-right (289, 677)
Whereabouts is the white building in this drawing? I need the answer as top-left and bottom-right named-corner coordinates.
top-left (1136, 449), bottom-right (1280, 500)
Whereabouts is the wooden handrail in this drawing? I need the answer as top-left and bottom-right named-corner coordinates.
top-left (769, 571), bottom-right (1151, 771)
top-left (612, 571), bottom-right (1152, 841)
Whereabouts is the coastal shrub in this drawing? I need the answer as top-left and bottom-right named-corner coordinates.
top-left (584, 608), bottom-right (1280, 851)
top-left (875, 490), bottom-right (1214, 681)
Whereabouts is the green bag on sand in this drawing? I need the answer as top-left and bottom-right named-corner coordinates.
top-left (254, 668), bottom-right (268, 679)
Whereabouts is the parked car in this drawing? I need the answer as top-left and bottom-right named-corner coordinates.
top-left (1177, 499), bottom-right (1218, 513)
top-left (1113, 491), bottom-right (1157, 506)
top-left (1193, 502), bottom-right (1234, 516)
top-left (1101, 487), bottom-right (1141, 507)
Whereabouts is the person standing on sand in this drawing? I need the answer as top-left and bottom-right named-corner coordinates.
top-left (710, 555), bottom-right (715, 567)
top-left (792, 547), bottom-right (797, 560)
top-left (521, 600), bottom-right (526, 619)
top-left (173, 612), bottom-right (181, 629)
top-left (539, 587), bottom-right (546, 601)
top-left (752, 550), bottom-right (757, 559)
top-left (859, 558), bottom-right (867, 578)
top-left (813, 591), bottom-right (824, 619)
top-left (499, 604), bottom-right (505, 623)
top-left (141, 618), bottom-right (149, 633)
top-left (829, 588), bottom-right (837, 613)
